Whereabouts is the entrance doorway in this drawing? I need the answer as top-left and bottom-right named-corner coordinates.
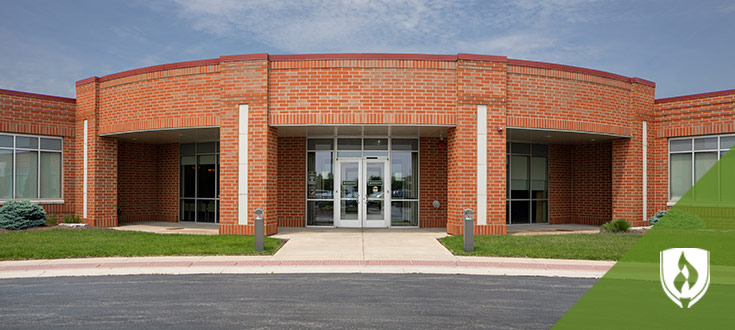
top-left (335, 158), bottom-right (389, 228)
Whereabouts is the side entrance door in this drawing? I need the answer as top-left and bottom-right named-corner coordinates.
top-left (335, 158), bottom-right (389, 228)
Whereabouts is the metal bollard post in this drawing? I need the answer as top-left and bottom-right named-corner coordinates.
top-left (254, 208), bottom-right (264, 252)
top-left (464, 209), bottom-right (474, 253)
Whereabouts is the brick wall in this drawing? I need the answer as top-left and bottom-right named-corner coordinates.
top-left (419, 137), bottom-right (447, 228)
top-left (268, 60), bottom-right (457, 126)
top-left (571, 144), bottom-right (612, 224)
top-left (117, 142), bottom-right (179, 223)
top-left (97, 64), bottom-right (221, 135)
top-left (548, 144), bottom-right (573, 223)
top-left (549, 143), bottom-right (613, 225)
top-left (278, 137), bottom-right (306, 227)
top-left (0, 89), bottom-right (76, 217)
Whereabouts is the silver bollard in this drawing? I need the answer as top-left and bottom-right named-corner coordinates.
top-left (254, 208), bottom-right (264, 252)
top-left (464, 209), bottom-right (474, 253)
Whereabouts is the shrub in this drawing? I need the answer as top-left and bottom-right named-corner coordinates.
top-left (654, 209), bottom-right (705, 229)
top-left (600, 218), bottom-right (631, 233)
top-left (0, 200), bottom-right (47, 230)
top-left (46, 214), bottom-right (58, 227)
top-left (63, 214), bottom-right (82, 224)
top-left (648, 210), bottom-right (667, 225)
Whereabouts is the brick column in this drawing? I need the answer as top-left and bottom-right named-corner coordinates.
top-left (448, 55), bottom-right (508, 235)
top-left (218, 55), bottom-right (279, 235)
top-left (611, 80), bottom-right (656, 226)
top-left (75, 78), bottom-right (118, 227)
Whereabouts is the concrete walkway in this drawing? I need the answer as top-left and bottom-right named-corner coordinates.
top-left (271, 228), bottom-right (455, 261)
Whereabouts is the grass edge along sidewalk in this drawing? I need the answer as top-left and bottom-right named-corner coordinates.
top-left (0, 228), bottom-right (283, 260)
top-left (440, 233), bottom-right (642, 261)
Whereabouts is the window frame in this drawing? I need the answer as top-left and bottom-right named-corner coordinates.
top-left (0, 133), bottom-right (64, 204)
top-left (668, 134), bottom-right (734, 203)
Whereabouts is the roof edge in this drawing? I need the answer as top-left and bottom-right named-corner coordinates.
top-left (507, 59), bottom-right (655, 87)
top-left (269, 53), bottom-right (458, 61)
top-left (75, 53), bottom-right (655, 88)
top-left (655, 88), bottom-right (735, 104)
top-left (0, 88), bottom-right (76, 103)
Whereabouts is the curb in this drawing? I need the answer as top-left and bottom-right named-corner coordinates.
top-left (0, 257), bottom-right (613, 279)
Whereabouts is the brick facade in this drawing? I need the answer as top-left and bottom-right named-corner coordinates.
top-left (2, 54), bottom-right (733, 235)
top-left (548, 144), bottom-right (612, 225)
top-left (278, 137), bottom-right (306, 227)
top-left (118, 142), bottom-right (178, 223)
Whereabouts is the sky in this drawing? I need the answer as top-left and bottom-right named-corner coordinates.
top-left (0, 0), bottom-right (733, 99)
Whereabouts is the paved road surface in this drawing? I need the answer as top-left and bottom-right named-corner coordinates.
top-left (0, 274), bottom-right (594, 329)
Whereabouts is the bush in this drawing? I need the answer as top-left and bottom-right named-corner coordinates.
top-left (654, 209), bottom-right (705, 229)
top-left (648, 210), bottom-right (667, 225)
top-left (600, 218), bottom-right (631, 233)
top-left (63, 214), bottom-right (82, 224)
top-left (0, 200), bottom-right (47, 230)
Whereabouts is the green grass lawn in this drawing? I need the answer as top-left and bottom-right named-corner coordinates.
top-left (440, 233), bottom-right (643, 261)
top-left (0, 228), bottom-right (283, 260)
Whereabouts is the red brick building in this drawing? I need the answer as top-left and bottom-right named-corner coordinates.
top-left (1, 53), bottom-right (733, 235)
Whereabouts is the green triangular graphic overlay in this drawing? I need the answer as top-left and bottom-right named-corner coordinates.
top-left (554, 148), bottom-right (735, 328)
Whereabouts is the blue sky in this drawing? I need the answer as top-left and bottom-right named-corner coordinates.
top-left (1, 0), bottom-right (733, 98)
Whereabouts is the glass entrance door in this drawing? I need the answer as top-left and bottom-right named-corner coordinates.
top-left (337, 160), bottom-right (361, 227)
top-left (335, 158), bottom-right (389, 228)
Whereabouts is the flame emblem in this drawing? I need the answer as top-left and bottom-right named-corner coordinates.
top-left (660, 248), bottom-right (710, 308)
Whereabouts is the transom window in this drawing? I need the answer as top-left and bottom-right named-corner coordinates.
top-left (669, 135), bottom-right (735, 201)
top-left (0, 133), bottom-right (63, 201)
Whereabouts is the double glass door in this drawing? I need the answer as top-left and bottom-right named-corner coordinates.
top-left (335, 158), bottom-right (389, 228)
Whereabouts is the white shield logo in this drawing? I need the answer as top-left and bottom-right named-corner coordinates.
top-left (660, 248), bottom-right (710, 308)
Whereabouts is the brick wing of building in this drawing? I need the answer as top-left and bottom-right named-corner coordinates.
top-left (1, 53), bottom-right (733, 235)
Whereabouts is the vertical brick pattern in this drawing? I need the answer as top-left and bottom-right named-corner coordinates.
top-left (117, 142), bottom-right (179, 223)
top-left (278, 137), bottom-right (306, 227)
top-left (419, 137), bottom-right (447, 228)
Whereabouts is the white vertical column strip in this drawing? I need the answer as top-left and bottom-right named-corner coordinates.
top-left (238, 104), bottom-right (249, 225)
top-left (476, 105), bottom-right (488, 226)
top-left (83, 119), bottom-right (88, 218)
top-left (642, 121), bottom-right (648, 222)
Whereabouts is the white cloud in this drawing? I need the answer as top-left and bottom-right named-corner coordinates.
top-left (161, 0), bottom-right (606, 62)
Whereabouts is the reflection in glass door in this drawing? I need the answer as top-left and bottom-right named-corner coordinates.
top-left (337, 160), bottom-right (361, 227)
top-left (335, 158), bottom-right (389, 228)
top-left (363, 160), bottom-right (387, 227)
top-left (180, 142), bottom-right (219, 223)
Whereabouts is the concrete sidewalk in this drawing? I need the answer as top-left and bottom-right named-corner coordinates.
top-left (0, 255), bottom-right (613, 279)
top-left (0, 226), bottom-right (615, 279)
